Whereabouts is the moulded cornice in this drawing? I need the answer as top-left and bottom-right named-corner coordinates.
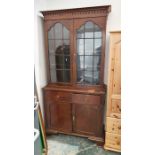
top-left (41, 5), bottom-right (111, 20)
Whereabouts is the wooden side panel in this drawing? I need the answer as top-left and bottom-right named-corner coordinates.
top-left (105, 132), bottom-right (121, 151)
top-left (112, 41), bottom-right (121, 94)
top-left (107, 32), bottom-right (121, 117)
top-left (105, 32), bottom-right (121, 152)
top-left (106, 117), bottom-right (121, 135)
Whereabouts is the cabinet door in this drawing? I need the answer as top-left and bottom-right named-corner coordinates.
top-left (72, 94), bottom-right (103, 137)
top-left (49, 102), bottom-right (72, 132)
top-left (44, 91), bottom-right (72, 132)
top-left (73, 17), bottom-right (106, 84)
top-left (44, 19), bottom-right (74, 83)
top-left (107, 32), bottom-right (121, 118)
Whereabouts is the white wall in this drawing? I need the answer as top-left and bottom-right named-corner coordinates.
top-left (34, 0), bottom-right (47, 115)
top-left (34, 0), bottom-right (121, 115)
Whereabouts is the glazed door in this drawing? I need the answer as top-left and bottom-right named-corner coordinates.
top-left (73, 17), bottom-right (107, 84)
top-left (45, 19), bottom-right (74, 83)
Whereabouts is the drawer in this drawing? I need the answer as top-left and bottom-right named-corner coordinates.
top-left (105, 132), bottom-right (121, 151)
top-left (106, 117), bottom-right (121, 135)
top-left (44, 90), bottom-right (72, 103)
top-left (72, 94), bottom-right (101, 105)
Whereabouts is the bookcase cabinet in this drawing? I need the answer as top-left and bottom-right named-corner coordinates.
top-left (41, 5), bottom-right (111, 145)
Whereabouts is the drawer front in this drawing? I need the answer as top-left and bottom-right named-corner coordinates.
top-left (106, 117), bottom-right (121, 135)
top-left (72, 94), bottom-right (101, 105)
top-left (44, 90), bottom-right (72, 103)
top-left (105, 132), bottom-right (121, 151)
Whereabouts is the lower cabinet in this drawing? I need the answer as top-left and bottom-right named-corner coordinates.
top-left (43, 88), bottom-right (105, 143)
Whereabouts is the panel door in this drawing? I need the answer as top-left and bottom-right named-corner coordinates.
top-left (72, 94), bottom-right (103, 137)
top-left (49, 102), bottom-right (72, 132)
top-left (44, 90), bottom-right (72, 132)
top-left (107, 32), bottom-right (121, 118)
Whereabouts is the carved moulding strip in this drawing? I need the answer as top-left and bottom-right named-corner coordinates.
top-left (41, 5), bottom-right (111, 20)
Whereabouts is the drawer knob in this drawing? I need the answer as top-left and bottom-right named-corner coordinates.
top-left (118, 126), bottom-right (121, 130)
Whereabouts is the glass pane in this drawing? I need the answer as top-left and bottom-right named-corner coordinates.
top-left (56, 70), bottom-right (70, 82)
top-left (77, 25), bottom-right (84, 38)
top-left (49, 54), bottom-right (56, 67)
top-left (56, 55), bottom-right (64, 65)
top-left (54, 23), bottom-right (62, 39)
top-left (63, 39), bottom-right (70, 46)
top-left (55, 55), bottom-right (70, 68)
top-left (56, 70), bottom-right (64, 82)
top-left (63, 27), bottom-right (69, 39)
top-left (77, 39), bottom-right (84, 55)
top-left (94, 25), bottom-right (102, 38)
top-left (93, 71), bottom-right (100, 84)
top-left (85, 39), bottom-right (93, 55)
top-left (94, 67), bottom-right (100, 72)
top-left (48, 40), bottom-right (55, 53)
top-left (55, 40), bottom-right (62, 53)
top-left (77, 56), bottom-right (84, 70)
top-left (85, 56), bottom-right (93, 70)
top-left (50, 68), bottom-right (57, 82)
top-left (77, 70), bottom-right (84, 83)
top-left (63, 70), bottom-right (70, 82)
top-left (85, 22), bottom-right (94, 38)
top-left (64, 56), bottom-right (70, 69)
top-left (84, 70), bottom-right (93, 84)
top-left (94, 56), bottom-right (101, 69)
top-left (63, 40), bottom-right (70, 55)
top-left (94, 39), bottom-right (102, 55)
top-left (50, 64), bottom-right (57, 82)
top-left (62, 44), bottom-right (70, 55)
top-left (48, 27), bottom-right (54, 39)
top-left (56, 64), bottom-right (63, 69)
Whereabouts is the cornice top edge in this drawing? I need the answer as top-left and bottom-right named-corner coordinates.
top-left (41, 5), bottom-right (111, 16)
